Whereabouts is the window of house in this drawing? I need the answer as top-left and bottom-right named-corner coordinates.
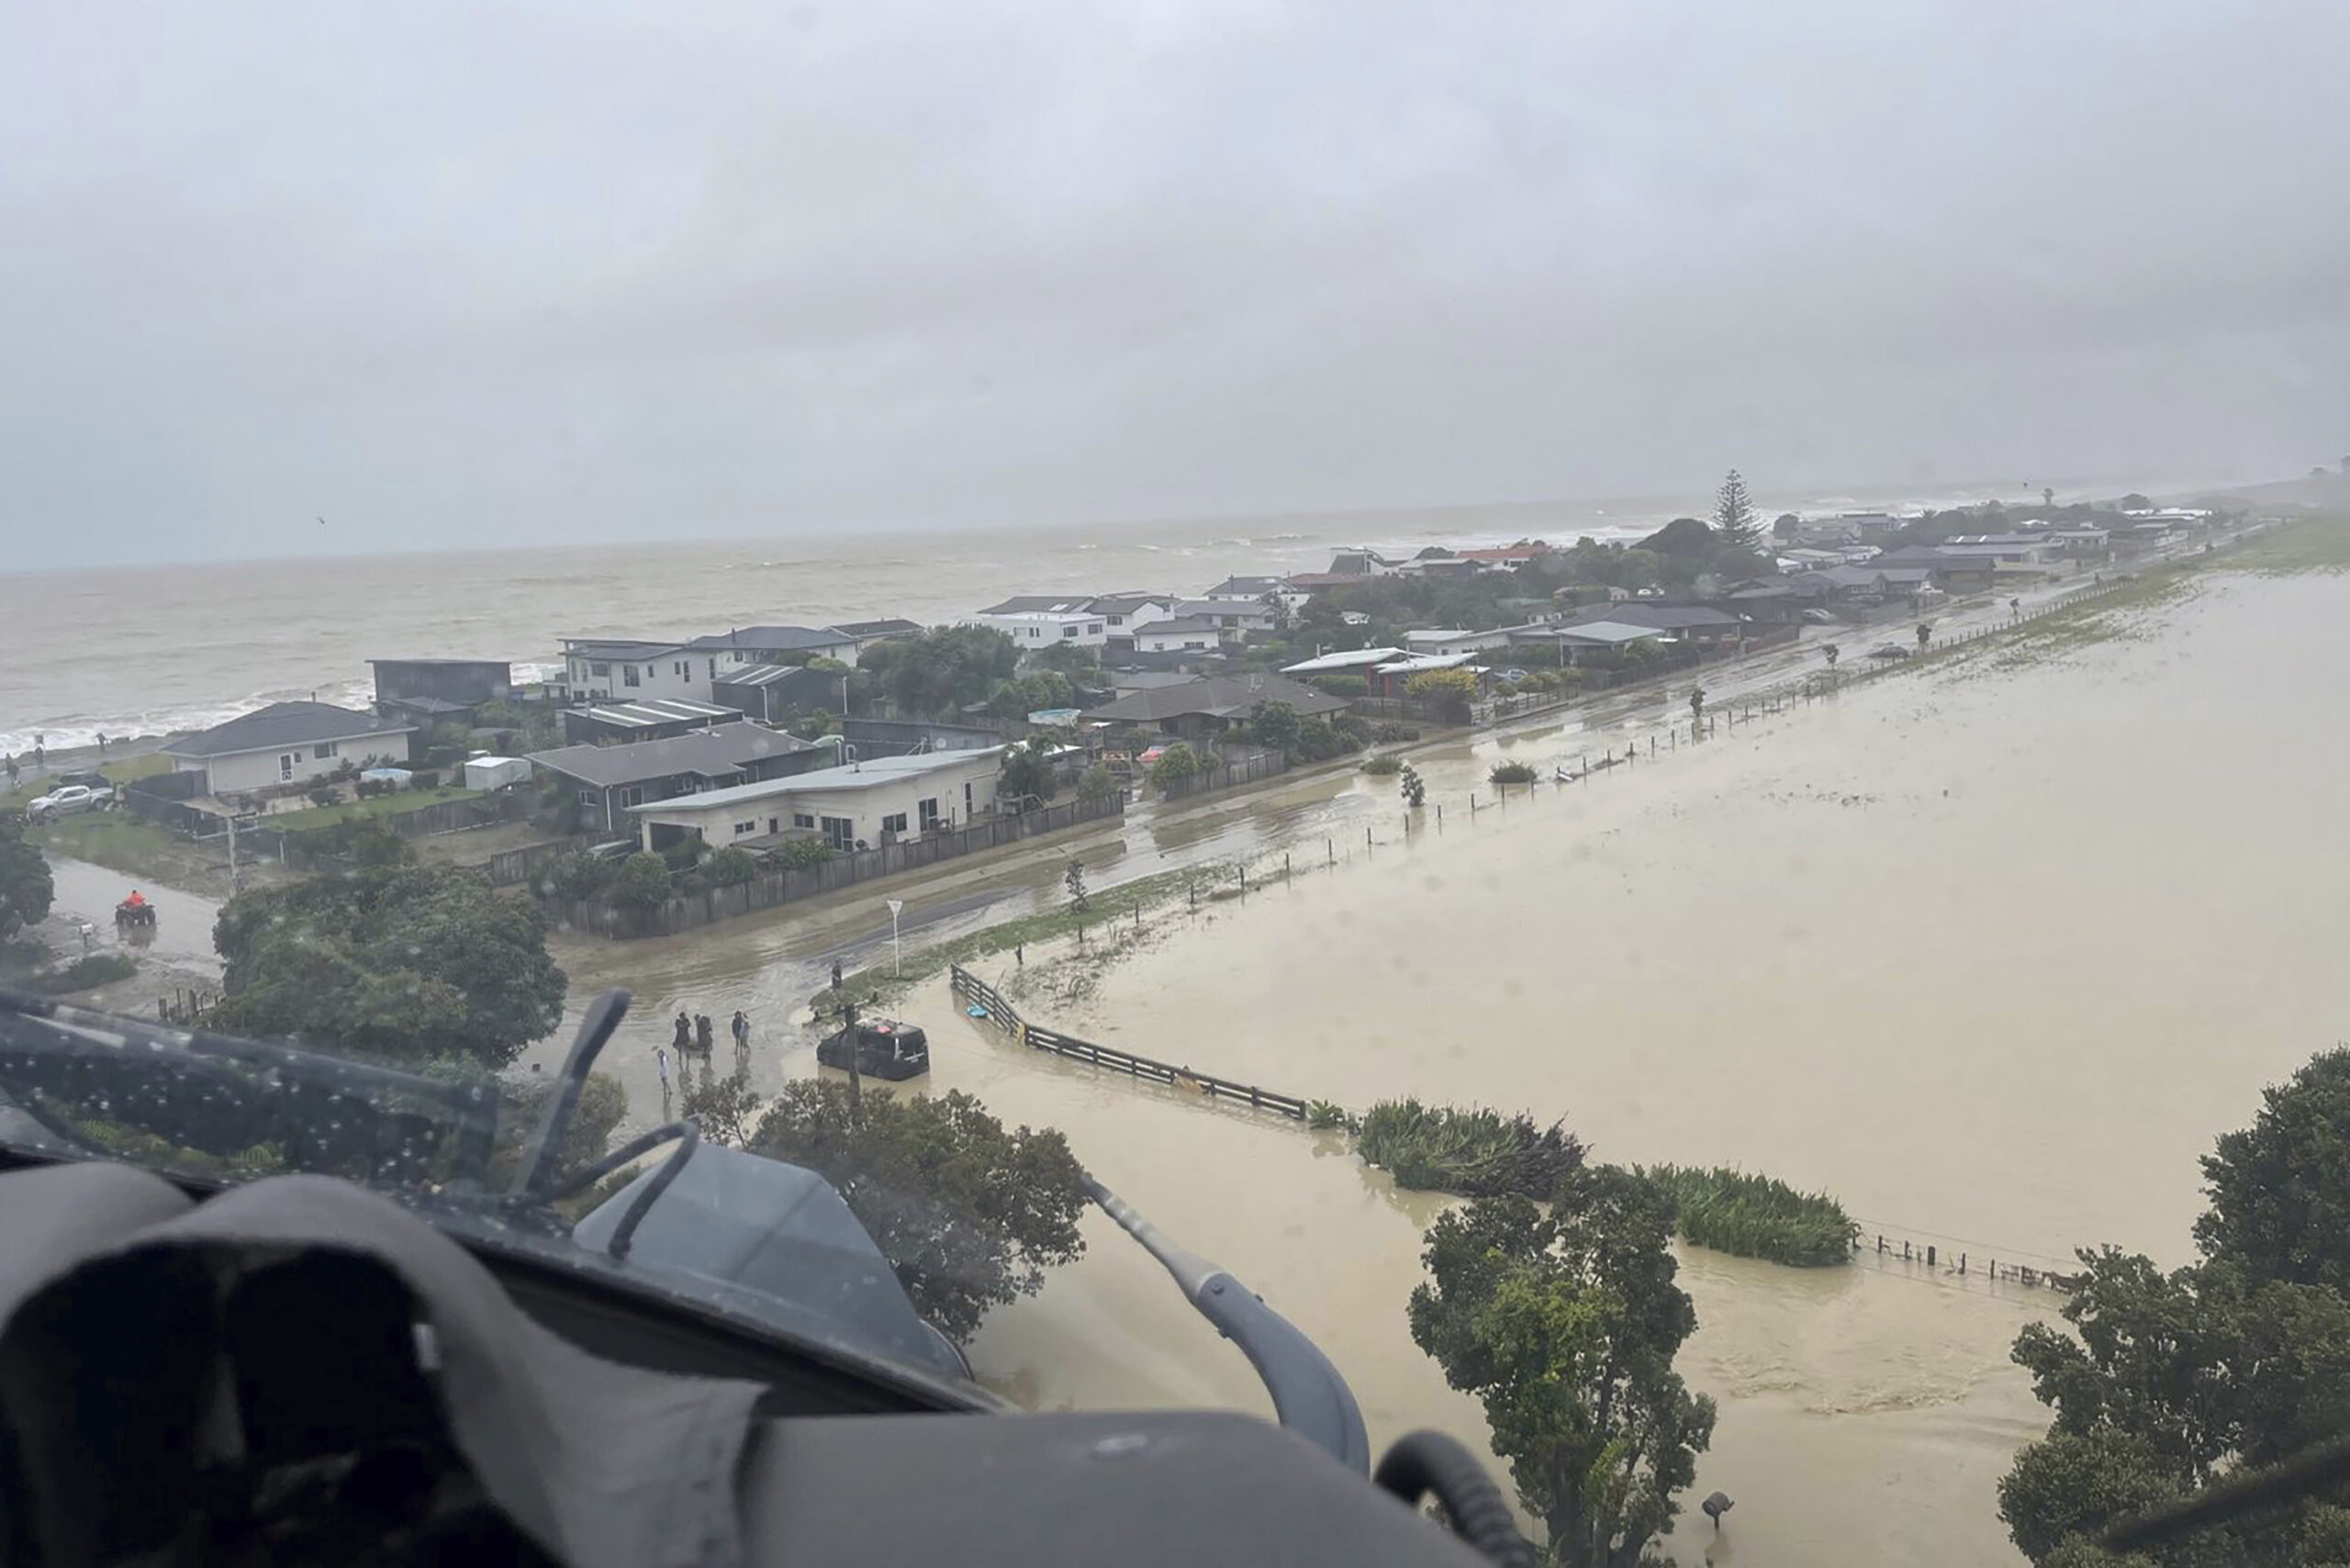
top-left (591, 662), bottom-right (610, 678)
top-left (313, 743), bottom-right (337, 760)
top-left (881, 812), bottom-right (908, 834)
top-left (918, 797), bottom-right (940, 829)
top-left (767, 817), bottom-right (779, 834)
top-left (792, 813), bottom-right (814, 829)
top-left (964, 781), bottom-right (975, 815)
top-left (709, 658), bottom-right (718, 680)
top-left (577, 790), bottom-right (596, 805)
top-left (622, 666), bottom-right (640, 688)
top-left (1061, 625), bottom-right (1078, 637)
top-left (820, 815), bottom-right (854, 850)
top-left (733, 820), bottom-right (755, 836)
top-left (279, 753), bottom-right (297, 780)
top-left (616, 785), bottom-right (643, 807)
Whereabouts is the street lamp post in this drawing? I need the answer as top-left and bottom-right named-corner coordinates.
top-left (886, 898), bottom-right (904, 977)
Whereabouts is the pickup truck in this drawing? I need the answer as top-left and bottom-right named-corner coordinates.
top-left (25, 784), bottom-right (108, 822)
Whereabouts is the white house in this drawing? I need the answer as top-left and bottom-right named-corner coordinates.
top-left (561, 639), bottom-right (712, 703)
top-left (963, 610), bottom-right (1109, 647)
top-left (687, 624), bottom-right (862, 676)
top-left (626, 746), bottom-right (1006, 853)
top-left (1403, 627), bottom-right (1517, 656)
top-left (163, 701), bottom-right (418, 796)
top-left (1281, 646), bottom-right (1404, 677)
top-left (1133, 617), bottom-right (1225, 653)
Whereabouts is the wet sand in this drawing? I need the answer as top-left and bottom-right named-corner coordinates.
top-left (885, 568), bottom-right (2347, 1565)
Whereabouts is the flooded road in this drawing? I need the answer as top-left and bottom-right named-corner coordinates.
top-left (41, 854), bottom-right (223, 978)
top-left (883, 567), bottom-right (2346, 1567)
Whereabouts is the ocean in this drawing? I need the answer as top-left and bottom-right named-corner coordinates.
top-left (0, 478), bottom-right (2203, 756)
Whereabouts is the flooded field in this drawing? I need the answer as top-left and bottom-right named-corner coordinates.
top-left (876, 567), bottom-right (2346, 1566)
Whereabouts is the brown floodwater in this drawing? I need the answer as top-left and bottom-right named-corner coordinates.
top-left (878, 568), bottom-right (2349, 1567)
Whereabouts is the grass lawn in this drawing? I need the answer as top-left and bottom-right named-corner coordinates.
top-left (3, 752), bottom-right (171, 812)
top-left (266, 786), bottom-right (481, 833)
top-left (28, 812), bottom-right (222, 888)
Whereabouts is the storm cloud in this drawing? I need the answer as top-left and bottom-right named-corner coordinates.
top-left (5, 0), bottom-right (2346, 566)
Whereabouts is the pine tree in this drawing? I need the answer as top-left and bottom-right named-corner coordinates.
top-left (1713, 469), bottom-right (1762, 553)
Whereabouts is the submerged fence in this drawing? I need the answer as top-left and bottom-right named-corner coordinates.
top-left (950, 964), bottom-right (1311, 1121)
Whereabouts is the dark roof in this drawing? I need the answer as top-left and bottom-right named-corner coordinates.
top-left (368, 657), bottom-right (512, 669)
top-left (685, 625), bottom-right (849, 653)
top-left (1137, 617), bottom-right (1225, 637)
top-left (378, 694), bottom-right (473, 715)
top-left (827, 618), bottom-right (921, 639)
top-left (975, 595), bottom-right (1098, 615)
top-left (1088, 592), bottom-right (1175, 615)
top-left (164, 701), bottom-right (415, 759)
top-left (1203, 576), bottom-right (1283, 596)
top-left (1876, 546), bottom-right (1990, 567)
top-left (565, 638), bottom-right (688, 661)
top-left (1081, 673), bottom-right (1347, 724)
top-left (1565, 604), bottom-right (1740, 632)
top-left (527, 722), bottom-right (820, 790)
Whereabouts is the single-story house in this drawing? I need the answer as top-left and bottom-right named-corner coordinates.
top-left (1872, 548), bottom-right (2000, 594)
top-left (1506, 621), bottom-right (1666, 666)
top-left (1134, 617), bottom-right (1226, 654)
top-left (1166, 598), bottom-right (1275, 635)
top-left (528, 721), bottom-right (830, 834)
top-left (164, 701), bottom-right (419, 796)
top-left (1199, 575), bottom-right (1286, 602)
top-left (710, 664), bottom-right (846, 726)
top-left (1566, 604), bottom-right (1743, 644)
top-left (369, 658), bottom-right (514, 729)
top-left (1107, 669), bottom-right (1203, 695)
top-left (1080, 673), bottom-right (1348, 740)
top-left (559, 697), bottom-right (741, 745)
top-left (1403, 628), bottom-right (1516, 656)
top-left (626, 746), bottom-right (1007, 854)
top-left (1370, 652), bottom-right (1483, 699)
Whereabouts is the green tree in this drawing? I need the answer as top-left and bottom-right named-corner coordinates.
top-left (208, 864), bottom-right (567, 1069)
top-left (0, 819), bottom-right (55, 940)
top-left (1076, 762), bottom-right (1116, 801)
top-left (1713, 469), bottom-right (1762, 554)
top-left (746, 1081), bottom-right (1089, 1342)
top-left (1247, 700), bottom-right (1303, 757)
top-left (704, 846), bottom-right (758, 886)
top-left (1032, 641), bottom-right (1099, 677)
top-left (1408, 1166), bottom-right (1716, 1568)
top-left (1063, 857), bottom-right (1088, 911)
top-left (2195, 1048), bottom-right (2350, 1294)
top-left (861, 625), bottom-right (1020, 717)
top-left (1148, 743), bottom-right (1199, 790)
top-left (681, 1068), bottom-right (763, 1147)
top-left (1000, 735), bottom-right (1059, 805)
top-left (611, 852), bottom-right (675, 910)
top-left (1400, 762), bottom-right (1427, 809)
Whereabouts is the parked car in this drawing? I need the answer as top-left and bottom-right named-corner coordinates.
top-left (1866, 644), bottom-right (1912, 661)
top-left (26, 784), bottom-right (106, 821)
top-left (1800, 608), bottom-right (1837, 624)
top-left (1494, 667), bottom-right (1531, 684)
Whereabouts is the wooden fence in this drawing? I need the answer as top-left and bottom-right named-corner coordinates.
top-left (1159, 745), bottom-right (1291, 799)
top-left (950, 964), bottom-right (1310, 1120)
top-left (551, 791), bottom-right (1126, 938)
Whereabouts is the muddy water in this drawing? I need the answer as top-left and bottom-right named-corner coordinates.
top-left (889, 570), bottom-right (2350, 1567)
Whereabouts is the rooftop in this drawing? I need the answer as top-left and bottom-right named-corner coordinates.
top-left (686, 625), bottom-right (850, 653)
top-left (163, 701), bottom-right (415, 759)
top-left (1281, 646), bottom-right (1406, 674)
top-left (974, 596), bottom-right (1100, 616)
top-left (1547, 621), bottom-right (1665, 646)
top-left (1081, 673), bottom-right (1347, 725)
top-left (1375, 652), bottom-right (1483, 673)
top-left (627, 745), bottom-right (1006, 812)
top-left (528, 721), bottom-right (821, 790)
top-left (576, 697), bottom-right (738, 727)
top-left (829, 617), bottom-right (921, 639)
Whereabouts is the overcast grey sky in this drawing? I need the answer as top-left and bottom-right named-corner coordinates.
top-left (5, 0), bottom-right (2345, 567)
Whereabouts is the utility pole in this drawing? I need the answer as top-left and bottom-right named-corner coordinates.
top-left (226, 813), bottom-right (241, 894)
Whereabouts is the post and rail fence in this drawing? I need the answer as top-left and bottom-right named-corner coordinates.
top-left (950, 964), bottom-right (1311, 1122)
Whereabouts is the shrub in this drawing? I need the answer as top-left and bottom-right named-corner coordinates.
top-left (1293, 716), bottom-right (1353, 762)
top-left (1076, 763), bottom-right (1117, 802)
top-left (1372, 722), bottom-right (1421, 744)
top-left (21, 953), bottom-right (139, 994)
top-left (543, 847), bottom-right (617, 902)
top-left (1489, 761), bottom-right (1539, 787)
top-left (1148, 743), bottom-right (1199, 790)
top-left (306, 786), bottom-right (339, 808)
top-left (705, 846), bottom-right (758, 886)
top-left (611, 852), bottom-right (675, 910)
top-left (1310, 674), bottom-right (1370, 699)
top-left (1306, 1099), bottom-right (1351, 1131)
top-left (1354, 1099), bottom-right (1584, 1199)
top-left (658, 837), bottom-right (704, 872)
top-left (779, 837), bottom-right (833, 870)
top-left (1360, 754), bottom-right (1403, 777)
top-left (1639, 1164), bottom-right (1858, 1267)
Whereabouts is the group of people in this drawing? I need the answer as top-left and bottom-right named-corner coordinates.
top-left (656, 1007), bottom-right (751, 1092)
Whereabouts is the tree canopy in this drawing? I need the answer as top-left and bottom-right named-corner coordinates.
top-left (1408, 1165), bottom-right (1716, 1568)
top-left (1713, 468), bottom-right (1762, 553)
top-left (209, 863), bottom-right (567, 1068)
top-left (999, 734), bottom-right (1060, 804)
top-left (1999, 1049), bottom-right (2350, 1565)
top-left (857, 625), bottom-right (1021, 717)
top-left (0, 819), bottom-right (53, 941)
top-left (746, 1081), bottom-right (1089, 1343)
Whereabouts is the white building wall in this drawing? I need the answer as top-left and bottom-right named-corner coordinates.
top-left (961, 612), bottom-right (1109, 648)
top-left (1136, 626), bottom-right (1220, 653)
top-left (566, 651), bottom-right (711, 703)
top-left (634, 756), bottom-right (1004, 851)
top-left (195, 738), bottom-right (386, 795)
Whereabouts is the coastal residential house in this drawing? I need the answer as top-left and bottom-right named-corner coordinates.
top-left (558, 697), bottom-right (739, 745)
top-left (164, 701), bottom-right (419, 796)
top-left (1403, 627), bottom-right (1516, 656)
top-left (1505, 621), bottom-right (1666, 666)
top-left (369, 658), bottom-right (514, 730)
top-left (1133, 617), bottom-right (1225, 654)
top-left (1164, 598), bottom-right (1275, 637)
top-left (1086, 593), bottom-right (1180, 635)
top-left (1872, 548), bottom-right (2001, 594)
top-left (827, 617), bottom-right (922, 652)
top-left (1369, 651), bottom-right (1483, 699)
top-left (1199, 575), bottom-right (1285, 602)
top-left (626, 746), bottom-right (1006, 854)
top-left (688, 624), bottom-right (862, 677)
top-left (1280, 647), bottom-right (1406, 679)
top-left (1080, 673), bottom-right (1347, 740)
top-left (710, 664), bottom-right (846, 726)
top-left (963, 599), bottom-right (1112, 648)
top-left (527, 721), bottom-right (830, 834)
top-left (561, 638), bottom-right (711, 704)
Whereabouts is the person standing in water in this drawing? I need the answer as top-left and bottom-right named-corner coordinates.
top-left (731, 1010), bottom-right (750, 1053)
top-left (673, 1010), bottom-right (692, 1054)
top-left (695, 1013), bottom-right (714, 1053)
